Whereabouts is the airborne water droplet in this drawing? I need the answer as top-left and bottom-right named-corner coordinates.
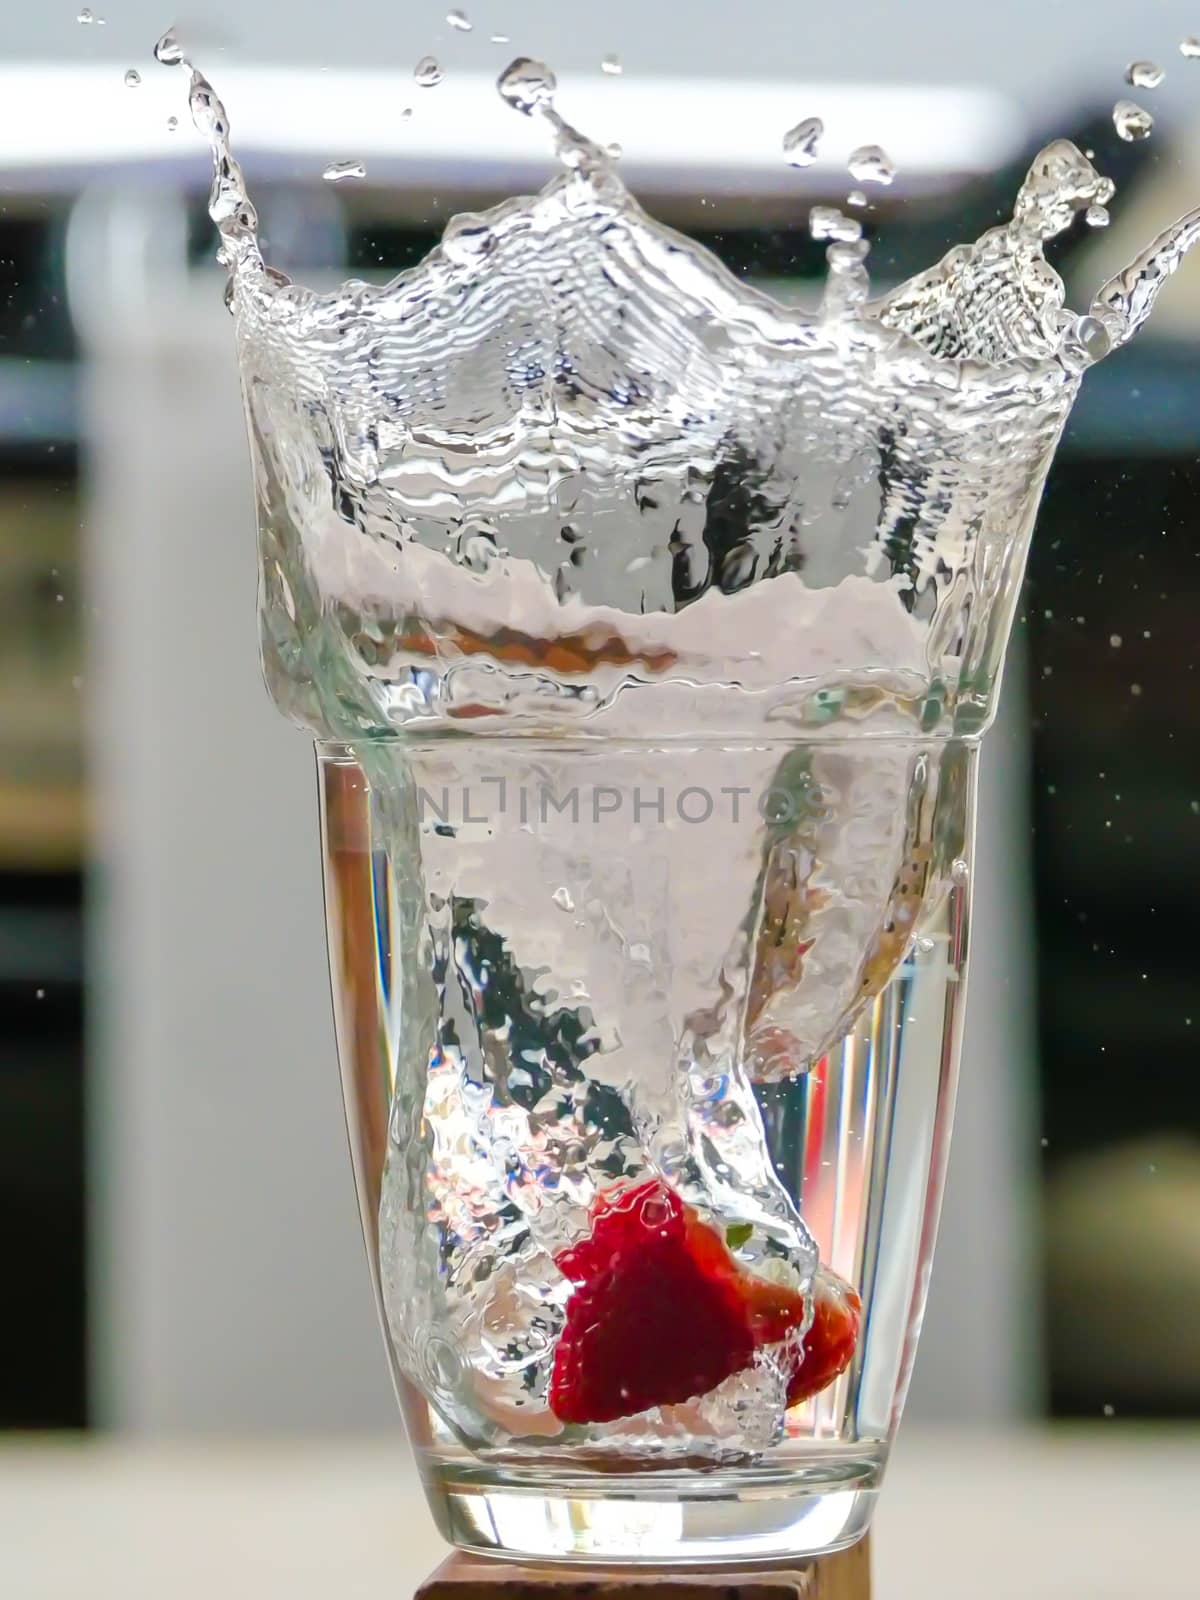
top-left (124, 68), bottom-right (141, 88)
top-left (415, 55), bottom-right (444, 88)
top-left (846, 188), bottom-right (868, 208)
top-left (810, 206), bottom-right (862, 243)
top-left (782, 116), bottom-right (823, 167)
top-left (323, 159), bottom-right (367, 182)
top-left (1086, 203), bottom-right (1110, 227)
top-left (847, 143), bottom-right (895, 186)
top-left (497, 57), bottom-right (557, 115)
top-left (552, 886), bottom-right (575, 912)
top-left (1113, 99), bottom-right (1153, 141)
top-left (447, 8), bottom-right (472, 29)
top-left (76, 7), bottom-right (94, 21)
top-left (1183, 36), bottom-right (1200, 58)
top-left (154, 27), bottom-right (184, 66)
top-left (1126, 59), bottom-right (1164, 89)
top-left (167, 115), bottom-right (178, 132)
top-left (601, 54), bottom-right (623, 75)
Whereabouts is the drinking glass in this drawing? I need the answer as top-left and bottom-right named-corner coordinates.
top-left (226, 129), bottom-right (1075, 1560)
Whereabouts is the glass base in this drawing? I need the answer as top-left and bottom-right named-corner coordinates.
top-left (426, 1463), bottom-right (879, 1564)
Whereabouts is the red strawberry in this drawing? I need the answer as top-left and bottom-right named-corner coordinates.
top-left (786, 1265), bottom-right (862, 1408)
top-left (548, 1178), bottom-right (860, 1426)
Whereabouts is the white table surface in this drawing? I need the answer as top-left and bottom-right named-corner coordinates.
top-left (2, 1427), bottom-right (1196, 1599)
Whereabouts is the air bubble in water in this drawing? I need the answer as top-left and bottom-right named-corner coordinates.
top-left (447, 8), bottom-right (472, 29)
top-left (415, 55), bottom-right (444, 87)
top-left (782, 116), bottom-right (823, 167)
top-left (847, 144), bottom-right (895, 186)
top-left (1126, 60), bottom-right (1164, 88)
top-left (552, 886), bottom-right (575, 912)
top-left (1086, 203), bottom-right (1110, 227)
top-left (1183, 36), bottom-right (1200, 58)
top-left (124, 68), bottom-right (141, 88)
top-left (810, 206), bottom-right (862, 243)
top-left (323, 159), bottom-right (366, 182)
top-left (154, 27), bottom-right (184, 66)
top-left (1113, 99), bottom-right (1153, 141)
top-left (601, 54), bottom-right (622, 75)
top-left (497, 57), bottom-right (557, 115)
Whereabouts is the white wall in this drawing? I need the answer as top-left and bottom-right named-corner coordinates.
top-left (78, 186), bottom-right (392, 1431)
top-left (13, 0), bottom-right (1200, 118)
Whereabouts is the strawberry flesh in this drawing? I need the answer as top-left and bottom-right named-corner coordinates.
top-left (548, 1177), bottom-right (860, 1426)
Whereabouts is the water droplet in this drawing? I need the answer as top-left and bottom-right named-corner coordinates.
top-left (1113, 99), bottom-right (1153, 141)
top-left (490, 33), bottom-right (510, 44)
top-left (1040, 1136), bottom-right (1050, 1148)
top-left (1130, 682), bottom-right (1143, 696)
top-left (77, 7), bottom-right (94, 21)
top-left (446, 8), bottom-right (472, 29)
top-left (35, 987), bottom-right (45, 1000)
top-left (1183, 36), bottom-right (1200, 58)
top-left (166, 115), bottom-right (178, 132)
top-left (124, 68), bottom-right (142, 88)
top-left (810, 206), bottom-right (861, 243)
top-left (497, 57), bottom-right (556, 115)
top-left (1126, 60), bottom-right (1164, 89)
top-left (322, 159), bottom-right (366, 182)
top-left (1102, 1403), bottom-right (1115, 1418)
top-left (951, 858), bottom-right (970, 881)
top-left (782, 115), bottom-right (823, 167)
top-left (552, 886), bottom-right (575, 912)
top-left (1110, 633), bottom-right (1122, 647)
top-left (605, 140), bottom-right (623, 160)
top-left (601, 53), bottom-right (622, 75)
top-left (154, 27), bottom-right (184, 66)
top-left (401, 106), bottom-right (413, 120)
top-left (414, 55), bottom-right (444, 88)
top-left (847, 143), bottom-right (895, 186)
top-left (1086, 203), bottom-right (1110, 228)
top-left (846, 188), bottom-right (868, 208)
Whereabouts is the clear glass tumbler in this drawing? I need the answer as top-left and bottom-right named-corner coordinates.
top-left (222, 113), bottom-right (1084, 1561)
top-left (320, 733), bottom-right (973, 1561)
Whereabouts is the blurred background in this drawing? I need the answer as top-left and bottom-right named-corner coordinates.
top-left (2, 0), bottom-right (1198, 1532)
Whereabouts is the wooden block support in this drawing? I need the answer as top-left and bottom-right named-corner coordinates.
top-left (416, 1536), bottom-right (870, 1600)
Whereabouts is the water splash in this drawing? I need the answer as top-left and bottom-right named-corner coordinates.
top-left (847, 144), bottom-right (895, 186)
top-left (167, 52), bottom-right (1200, 735)
top-left (1113, 99), bottom-right (1154, 140)
top-left (809, 206), bottom-right (862, 243)
top-left (323, 159), bottom-right (367, 182)
top-left (782, 116), bottom-right (822, 167)
top-left (154, 27), bottom-right (184, 66)
top-left (1126, 60), bottom-right (1164, 89)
